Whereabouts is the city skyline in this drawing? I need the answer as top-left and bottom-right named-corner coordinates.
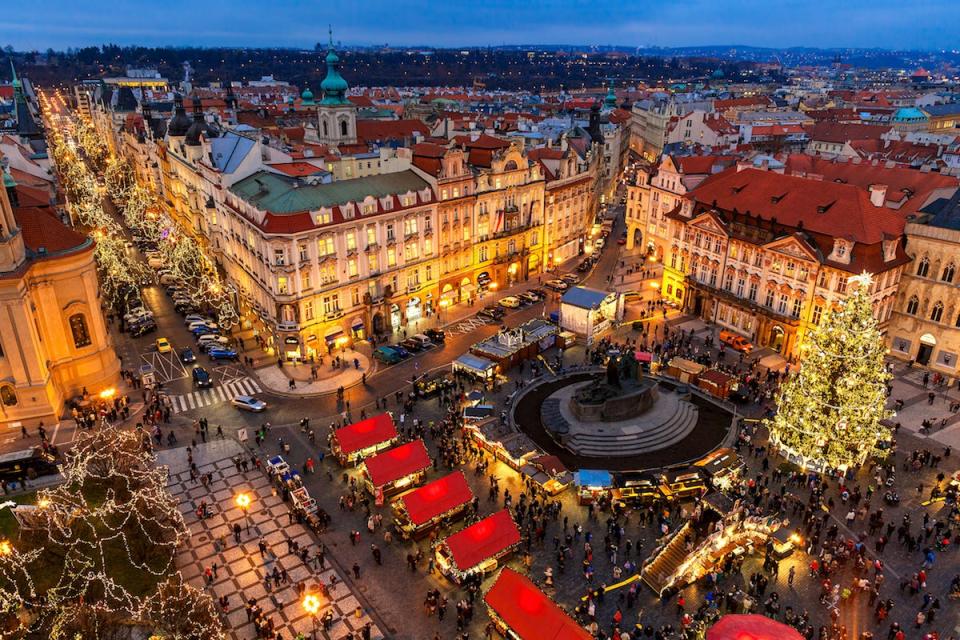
top-left (4, 0), bottom-right (959, 52)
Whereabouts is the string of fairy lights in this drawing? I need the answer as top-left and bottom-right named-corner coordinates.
top-left (40, 92), bottom-right (238, 327)
top-left (0, 422), bottom-right (224, 639)
top-left (765, 273), bottom-right (892, 473)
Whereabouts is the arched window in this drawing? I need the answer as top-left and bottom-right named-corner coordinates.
top-left (340, 120), bottom-right (348, 137)
top-left (942, 262), bottom-right (955, 283)
top-left (917, 256), bottom-right (930, 277)
top-left (906, 295), bottom-right (919, 315)
top-left (931, 301), bottom-right (944, 322)
top-left (69, 313), bottom-right (91, 349)
top-left (0, 386), bottom-right (16, 407)
top-left (322, 120), bottom-right (328, 137)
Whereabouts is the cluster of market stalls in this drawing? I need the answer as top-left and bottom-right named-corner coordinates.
top-left (483, 568), bottom-right (592, 640)
top-left (265, 455), bottom-right (318, 517)
top-left (329, 413), bottom-right (529, 583)
top-left (452, 319), bottom-right (565, 383)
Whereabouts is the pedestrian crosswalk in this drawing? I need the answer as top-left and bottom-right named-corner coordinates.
top-left (168, 377), bottom-right (262, 414)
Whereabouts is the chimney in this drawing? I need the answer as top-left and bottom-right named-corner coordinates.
top-left (869, 184), bottom-right (887, 207)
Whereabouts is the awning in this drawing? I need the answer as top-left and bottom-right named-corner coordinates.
top-left (398, 471), bottom-right (473, 526)
top-left (634, 351), bottom-right (653, 362)
top-left (325, 328), bottom-right (343, 342)
top-left (363, 440), bottom-right (431, 487)
top-left (484, 568), bottom-right (592, 640)
top-left (453, 353), bottom-right (496, 374)
top-left (351, 317), bottom-right (364, 330)
top-left (333, 413), bottom-right (398, 456)
top-left (707, 615), bottom-right (804, 640)
top-left (460, 283), bottom-right (476, 295)
top-left (443, 510), bottom-right (520, 573)
top-left (573, 469), bottom-right (612, 488)
top-left (441, 289), bottom-right (458, 300)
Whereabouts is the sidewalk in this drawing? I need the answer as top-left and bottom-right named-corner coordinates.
top-left (159, 439), bottom-right (383, 640)
top-left (252, 348), bottom-right (371, 397)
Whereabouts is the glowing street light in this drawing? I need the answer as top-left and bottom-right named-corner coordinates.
top-left (303, 593), bottom-right (322, 630)
top-left (0, 540), bottom-right (13, 556)
top-left (235, 492), bottom-right (253, 532)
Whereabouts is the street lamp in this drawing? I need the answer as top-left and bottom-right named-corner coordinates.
top-left (303, 594), bottom-right (322, 631)
top-left (0, 540), bottom-right (13, 556)
top-left (235, 492), bottom-right (252, 532)
top-left (438, 298), bottom-right (449, 328)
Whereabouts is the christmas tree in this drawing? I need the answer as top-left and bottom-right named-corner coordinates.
top-left (766, 272), bottom-right (892, 473)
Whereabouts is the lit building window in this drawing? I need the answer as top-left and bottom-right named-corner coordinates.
top-left (69, 314), bottom-right (91, 349)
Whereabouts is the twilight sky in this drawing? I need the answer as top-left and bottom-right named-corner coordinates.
top-left (2, 0), bottom-right (957, 51)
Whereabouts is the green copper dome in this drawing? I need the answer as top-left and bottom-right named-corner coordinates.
top-left (320, 46), bottom-right (349, 105)
top-left (603, 80), bottom-right (617, 110)
top-left (301, 87), bottom-right (315, 105)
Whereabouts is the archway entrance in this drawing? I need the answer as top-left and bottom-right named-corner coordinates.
top-left (917, 333), bottom-right (937, 365)
top-left (769, 325), bottom-right (785, 352)
top-left (372, 312), bottom-right (384, 335)
top-left (633, 228), bottom-right (643, 247)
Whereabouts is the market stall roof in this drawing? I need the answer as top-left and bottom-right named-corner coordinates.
top-left (333, 413), bottom-right (397, 455)
top-left (362, 440), bottom-right (431, 487)
top-left (700, 369), bottom-right (735, 386)
top-left (669, 357), bottom-right (706, 375)
top-left (453, 353), bottom-right (497, 374)
top-left (484, 568), bottom-right (592, 640)
top-left (573, 469), bottom-right (612, 488)
top-left (445, 509), bottom-right (521, 573)
top-left (533, 455), bottom-right (567, 476)
top-left (707, 615), bottom-right (804, 640)
top-left (399, 471), bottom-right (473, 526)
top-left (561, 286), bottom-right (612, 310)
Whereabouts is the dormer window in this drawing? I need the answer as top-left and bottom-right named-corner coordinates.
top-left (830, 238), bottom-right (852, 264)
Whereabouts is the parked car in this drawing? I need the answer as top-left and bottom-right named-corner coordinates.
top-left (180, 348), bottom-right (196, 363)
top-left (231, 395), bottom-right (267, 412)
top-left (559, 273), bottom-right (579, 284)
top-left (576, 261), bottom-right (592, 273)
top-left (183, 314), bottom-right (208, 326)
top-left (189, 321), bottom-right (218, 331)
top-left (485, 305), bottom-right (506, 318)
top-left (155, 337), bottom-right (172, 353)
top-left (192, 366), bottom-right (212, 388)
top-left (208, 347), bottom-right (239, 361)
top-left (498, 296), bottom-right (521, 308)
top-left (400, 338), bottom-right (423, 352)
top-left (391, 345), bottom-right (411, 359)
top-left (518, 291), bottom-right (540, 304)
top-left (410, 334), bottom-right (433, 349)
top-left (129, 320), bottom-right (157, 337)
top-left (0, 447), bottom-right (59, 481)
top-left (424, 328), bottom-right (446, 344)
top-left (528, 288), bottom-right (547, 300)
top-left (545, 279), bottom-right (569, 291)
top-left (719, 330), bottom-right (754, 354)
top-left (191, 325), bottom-right (218, 337)
top-left (373, 346), bottom-right (404, 364)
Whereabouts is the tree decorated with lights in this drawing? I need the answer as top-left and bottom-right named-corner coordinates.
top-left (766, 272), bottom-right (892, 473)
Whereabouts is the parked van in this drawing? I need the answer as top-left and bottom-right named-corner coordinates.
top-left (373, 346), bottom-right (403, 364)
top-left (719, 330), bottom-right (754, 353)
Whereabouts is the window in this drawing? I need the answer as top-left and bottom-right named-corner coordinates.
top-left (906, 295), bottom-right (919, 315)
top-left (368, 253), bottom-right (378, 273)
top-left (387, 248), bottom-right (396, 267)
top-left (300, 271), bottom-right (311, 290)
top-left (323, 295), bottom-right (340, 315)
top-left (304, 301), bottom-right (314, 321)
top-left (340, 120), bottom-right (348, 137)
top-left (917, 256), bottom-right (930, 277)
top-left (764, 289), bottom-right (775, 308)
top-left (386, 224), bottom-right (395, 242)
top-left (317, 236), bottom-right (335, 257)
top-left (425, 265), bottom-right (433, 281)
top-left (791, 298), bottom-right (802, 319)
top-left (273, 248), bottom-right (286, 265)
top-left (69, 314), bottom-right (91, 349)
top-left (724, 273), bottom-right (734, 291)
top-left (777, 293), bottom-right (788, 315)
top-left (942, 263), bottom-right (955, 283)
top-left (298, 244), bottom-right (308, 262)
top-left (277, 277), bottom-right (288, 294)
top-left (352, 288), bottom-right (361, 307)
top-left (403, 218), bottom-right (418, 237)
top-left (479, 246), bottom-right (489, 262)
top-left (812, 305), bottom-right (823, 325)
top-left (0, 386), bottom-right (16, 407)
top-left (836, 278), bottom-right (847, 295)
top-left (931, 301), bottom-right (944, 322)
top-left (817, 271), bottom-right (828, 288)
top-left (366, 227), bottom-right (377, 247)
top-left (348, 257), bottom-right (358, 278)
top-left (345, 231), bottom-right (356, 252)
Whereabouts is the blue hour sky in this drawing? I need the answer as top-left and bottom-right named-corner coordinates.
top-left (2, 0), bottom-right (957, 51)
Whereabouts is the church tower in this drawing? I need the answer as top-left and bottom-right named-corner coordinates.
top-left (316, 29), bottom-right (357, 147)
top-left (0, 162), bottom-right (26, 273)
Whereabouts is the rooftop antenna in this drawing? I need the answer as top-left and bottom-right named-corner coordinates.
top-left (329, 25), bottom-right (334, 49)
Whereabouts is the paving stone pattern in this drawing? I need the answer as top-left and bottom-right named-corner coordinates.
top-left (166, 444), bottom-right (383, 640)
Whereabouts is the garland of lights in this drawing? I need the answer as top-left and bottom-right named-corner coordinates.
top-left (764, 273), bottom-right (892, 472)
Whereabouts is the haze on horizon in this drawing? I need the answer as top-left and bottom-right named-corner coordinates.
top-left (2, 0), bottom-right (957, 52)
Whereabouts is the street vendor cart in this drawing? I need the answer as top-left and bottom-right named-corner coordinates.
top-left (361, 439), bottom-right (431, 499)
top-left (330, 413), bottom-right (399, 466)
top-left (392, 471), bottom-right (474, 540)
top-left (435, 509), bottom-right (521, 584)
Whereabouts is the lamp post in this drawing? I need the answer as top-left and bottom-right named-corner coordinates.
top-left (303, 593), bottom-right (322, 635)
top-left (235, 492), bottom-right (252, 533)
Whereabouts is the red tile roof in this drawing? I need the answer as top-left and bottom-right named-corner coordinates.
top-left (714, 96), bottom-right (773, 110)
top-left (267, 162), bottom-right (327, 178)
top-left (356, 119), bottom-right (429, 144)
top-left (674, 155), bottom-right (736, 175)
top-left (348, 95), bottom-right (376, 108)
top-left (806, 121), bottom-right (889, 143)
top-left (14, 207), bottom-right (90, 256)
top-left (690, 167), bottom-right (905, 244)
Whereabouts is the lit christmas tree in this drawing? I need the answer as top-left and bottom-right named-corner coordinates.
top-left (766, 272), bottom-right (892, 473)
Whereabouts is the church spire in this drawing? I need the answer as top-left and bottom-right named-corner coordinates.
top-left (320, 27), bottom-right (350, 105)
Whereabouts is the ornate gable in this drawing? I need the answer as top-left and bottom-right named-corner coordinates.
top-left (764, 235), bottom-right (819, 263)
top-left (689, 212), bottom-right (728, 236)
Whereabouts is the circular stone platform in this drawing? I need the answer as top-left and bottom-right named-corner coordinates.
top-left (512, 371), bottom-right (732, 471)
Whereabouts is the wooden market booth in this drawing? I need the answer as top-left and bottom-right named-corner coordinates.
top-left (435, 509), bottom-right (522, 584)
top-left (331, 413), bottom-right (399, 466)
top-left (697, 369), bottom-right (738, 400)
top-left (392, 470), bottom-right (474, 539)
top-left (483, 568), bottom-right (592, 640)
top-left (361, 439), bottom-right (432, 498)
top-left (666, 357), bottom-right (705, 383)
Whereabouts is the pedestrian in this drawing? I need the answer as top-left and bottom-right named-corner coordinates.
top-left (353, 562), bottom-right (361, 579)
